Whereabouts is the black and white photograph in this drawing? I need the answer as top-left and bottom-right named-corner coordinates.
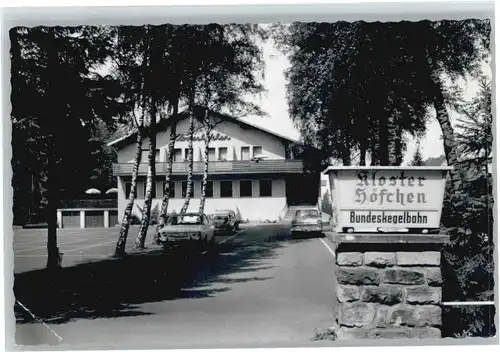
top-left (2, 1), bottom-right (497, 350)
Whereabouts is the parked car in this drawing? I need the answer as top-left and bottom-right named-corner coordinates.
top-left (290, 207), bottom-right (323, 237)
top-left (212, 209), bottom-right (238, 234)
top-left (156, 213), bottom-right (215, 250)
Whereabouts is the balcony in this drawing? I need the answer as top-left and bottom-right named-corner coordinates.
top-left (112, 159), bottom-right (305, 177)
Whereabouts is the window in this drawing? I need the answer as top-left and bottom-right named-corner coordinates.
top-left (220, 181), bottom-right (233, 198)
top-left (162, 181), bottom-right (175, 198)
top-left (125, 182), bottom-right (132, 198)
top-left (204, 181), bottom-right (213, 198)
top-left (140, 149), bottom-right (160, 162)
top-left (208, 148), bottom-right (216, 161)
top-left (151, 181), bottom-right (157, 198)
top-left (240, 180), bottom-right (252, 197)
top-left (137, 181), bottom-right (144, 198)
top-left (173, 148), bottom-right (182, 162)
top-left (241, 146), bottom-right (250, 161)
top-left (218, 147), bottom-right (228, 161)
top-left (253, 146), bottom-right (262, 158)
top-left (259, 179), bottom-right (272, 197)
top-left (296, 209), bottom-right (319, 218)
top-left (182, 181), bottom-right (194, 198)
top-left (184, 148), bottom-right (191, 162)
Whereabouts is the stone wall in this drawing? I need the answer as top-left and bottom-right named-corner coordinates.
top-left (333, 242), bottom-right (445, 339)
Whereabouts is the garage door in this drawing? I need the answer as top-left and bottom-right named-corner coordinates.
top-left (62, 211), bottom-right (80, 228)
top-left (85, 210), bottom-right (104, 228)
top-left (109, 210), bottom-right (118, 227)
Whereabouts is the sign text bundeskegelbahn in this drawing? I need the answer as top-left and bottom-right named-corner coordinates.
top-left (323, 166), bottom-right (452, 231)
top-left (349, 211), bottom-right (428, 225)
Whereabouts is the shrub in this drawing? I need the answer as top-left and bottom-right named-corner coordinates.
top-left (149, 204), bottom-right (159, 225)
top-left (129, 213), bottom-right (141, 225)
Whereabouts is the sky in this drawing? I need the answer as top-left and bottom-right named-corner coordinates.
top-left (240, 35), bottom-right (492, 165)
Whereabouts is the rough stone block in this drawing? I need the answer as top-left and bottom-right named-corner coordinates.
top-left (337, 327), bottom-right (441, 340)
top-left (383, 269), bottom-right (425, 285)
top-left (373, 305), bottom-right (389, 328)
top-left (396, 251), bottom-right (441, 267)
top-left (368, 328), bottom-right (412, 339)
top-left (387, 304), bottom-right (417, 327)
top-left (339, 302), bottom-right (377, 328)
top-left (361, 285), bottom-right (404, 305)
top-left (413, 305), bottom-right (442, 327)
top-left (336, 327), bottom-right (370, 339)
top-left (337, 285), bottom-right (361, 302)
top-left (337, 267), bottom-right (380, 285)
top-left (426, 268), bottom-right (443, 286)
top-left (337, 252), bottom-right (363, 266)
top-left (364, 252), bottom-right (396, 267)
top-left (405, 286), bottom-right (442, 305)
top-left (410, 327), bottom-right (441, 339)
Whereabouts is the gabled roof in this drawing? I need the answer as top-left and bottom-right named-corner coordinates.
top-left (107, 106), bottom-right (300, 149)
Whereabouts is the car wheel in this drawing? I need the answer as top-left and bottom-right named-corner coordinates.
top-left (199, 234), bottom-right (207, 252)
top-left (206, 236), bottom-right (215, 251)
top-left (162, 243), bottom-right (171, 252)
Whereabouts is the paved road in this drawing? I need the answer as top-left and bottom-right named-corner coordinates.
top-left (13, 224), bottom-right (337, 350)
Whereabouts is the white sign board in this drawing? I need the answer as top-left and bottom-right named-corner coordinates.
top-left (324, 166), bottom-right (452, 232)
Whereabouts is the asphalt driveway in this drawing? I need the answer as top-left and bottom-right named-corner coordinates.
top-left (12, 224), bottom-right (337, 349)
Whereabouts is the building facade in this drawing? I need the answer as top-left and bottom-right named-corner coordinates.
top-left (109, 109), bottom-right (320, 223)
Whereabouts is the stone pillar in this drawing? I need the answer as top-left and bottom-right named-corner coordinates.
top-left (80, 210), bottom-right (85, 229)
top-left (57, 211), bottom-right (63, 229)
top-left (104, 210), bottom-right (110, 228)
top-left (331, 233), bottom-right (449, 340)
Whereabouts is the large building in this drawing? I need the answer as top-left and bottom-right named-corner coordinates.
top-left (109, 107), bottom-right (321, 223)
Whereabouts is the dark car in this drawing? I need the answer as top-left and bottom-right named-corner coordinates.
top-left (212, 210), bottom-right (238, 235)
top-left (290, 207), bottom-right (323, 237)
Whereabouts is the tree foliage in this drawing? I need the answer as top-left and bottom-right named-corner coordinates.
top-left (441, 77), bottom-right (494, 308)
top-left (10, 26), bottom-right (122, 225)
top-left (410, 141), bottom-right (425, 166)
top-left (320, 191), bottom-right (333, 216)
top-left (273, 19), bottom-right (490, 168)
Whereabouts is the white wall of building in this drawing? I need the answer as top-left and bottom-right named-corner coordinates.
top-left (117, 117), bottom-right (288, 163)
top-left (116, 176), bottom-right (288, 222)
top-left (131, 197), bottom-right (287, 223)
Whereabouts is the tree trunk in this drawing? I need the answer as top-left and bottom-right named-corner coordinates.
top-left (426, 48), bottom-right (461, 192)
top-left (156, 121), bottom-right (177, 230)
top-left (198, 128), bottom-right (212, 214)
top-left (394, 124), bottom-right (404, 166)
top-left (46, 146), bottom-right (62, 269)
top-left (370, 137), bottom-right (380, 166)
top-left (154, 90), bottom-right (181, 245)
top-left (45, 27), bottom-right (61, 270)
top-left (180, 99), bottom-right (195, 215)
top-left (379, 112), bottom-right (390, 166)
top-left (135, 98), bottom-right (157, 249)
top-left (114, 130), bottom-right (143, 257)
top-left (340, 139), bottom-right (351, 166)
top-left (388, 116), bottom-right (403, 166)
top-left (359, 137), bottom-right (367, 166)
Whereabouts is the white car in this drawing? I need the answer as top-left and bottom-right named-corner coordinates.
top-left (156, 213), bottom-right (215, 250)
top-left (290, 207), bottom-right (323, 237)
